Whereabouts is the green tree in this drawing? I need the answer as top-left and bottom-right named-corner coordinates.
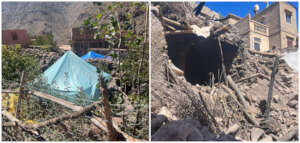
top-left (2, 45), bottom-right (41, 84)
top-left (83, 2), bottom-right (149, 139)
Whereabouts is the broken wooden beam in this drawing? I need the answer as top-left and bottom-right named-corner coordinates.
top-left (99, 75), bottom-right (118, 141)
top-left (2, 110), bottom-right (45, 141)
top-left (222, 84), bottom-right (259, 126)
top-left (265, 56), bottom-right (279, 119)
top-left (2, 89), bottom-right (19, 94)
top-left (248, 49), bottom-right (277, 57)
top-left (162, 16), bottom-right (186, 29)
top-left (16, 71), bottom-right (25, 119)
top-left (226, 75), bottom-right (248, 108)
top-left (218, 37), bottom-right (228, 86)
top-left (31, 101), bottom-right (101, 129)
top-left (31, 90), bottom-right (83, 111)
top-left (165, 24), bottom-right (177, 31)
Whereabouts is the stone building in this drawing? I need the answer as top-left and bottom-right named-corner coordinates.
top-left (2, 29), bottom-right (30, 48)
top-left (225, 2), bottom-right (298, 52)
top-left (71, 27), bottom-right (106, 56)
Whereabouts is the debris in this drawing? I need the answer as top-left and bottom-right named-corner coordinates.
top-left (260, 135), bottom-right (273, 141)
top-left (251, 128), bottom-right (264, 141)
top-left (224, 123), bottom-right (240, 135)
top-left (158, 106), bottom-right (178, 120)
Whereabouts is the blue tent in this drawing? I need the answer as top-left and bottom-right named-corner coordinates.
top-left (34, 51), bottom-right (110, 104)
top-left (81, 51), bottom-right (112, 61)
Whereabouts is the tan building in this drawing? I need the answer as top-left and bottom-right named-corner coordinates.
top-left (226, 2), bottom-right (298, 52)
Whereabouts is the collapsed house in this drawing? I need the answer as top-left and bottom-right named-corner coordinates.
top-left (151, 2), bottom-right (298, 141)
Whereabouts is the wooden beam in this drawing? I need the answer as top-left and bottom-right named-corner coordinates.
top-left (16, 71), bottom-right (25, 119)
top-left (265, 56), bottom-right (279, 119)
top-left (2, 110), bottom-right (46, 141)
top-left (31, 90), bottom-right (83, 111)
top-left (162, 16), bottom-right (186, 29)
top-left (248, 49), bottom-right (278, 57)
top-left (2, 89), bottom-right (19, 94)
top-left (165, 30), bottom-right (194, 35)
top-left (31, 101), bottom-right (101, 129)
top-left (88, 48), bottom-right (126, 52)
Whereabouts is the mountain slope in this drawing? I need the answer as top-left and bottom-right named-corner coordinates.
top-left (2, 2), bottom-right (99, 45)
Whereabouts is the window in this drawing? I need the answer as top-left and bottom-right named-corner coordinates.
top-left (12, 32), bottom-right (18, 41)
top-left (253, 37), bottom-right (261, 51)
top-left (287, 36), bottom-right (294, 48)
top-left (285, 10), bottom-right (292, 24)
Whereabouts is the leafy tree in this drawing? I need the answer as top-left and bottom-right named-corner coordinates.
top-left (2, 45), bottom-right (41, 84)
top-left (83, 2), bottom-right (149, 139)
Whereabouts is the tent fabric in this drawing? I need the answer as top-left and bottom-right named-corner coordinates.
top-left (34, 51), bottom-right (110, 104)
top-left (81, 51), bottom-right (112, 61)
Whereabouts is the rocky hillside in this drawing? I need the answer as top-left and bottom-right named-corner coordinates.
top-left (2, 2), bottom-right (99, 45)
top-left (2, 2), bottom-right (147, 45)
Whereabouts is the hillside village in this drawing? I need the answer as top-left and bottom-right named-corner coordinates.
top-left (2, 2), bottom-right (149, 141)
top-left (151, 2), bottom-right (298, 141)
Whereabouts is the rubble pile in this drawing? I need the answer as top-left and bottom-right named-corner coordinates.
top-left (21, 48), bottom-right (61, 71)
top-left (151, 2), bottom-right (298, 141)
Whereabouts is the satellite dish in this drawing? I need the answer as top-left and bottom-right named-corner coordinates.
top-left (254, 4), bottom-right (260, 14)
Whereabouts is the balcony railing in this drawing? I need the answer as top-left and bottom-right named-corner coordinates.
top-left (251, 20), bottom-right (268, 34)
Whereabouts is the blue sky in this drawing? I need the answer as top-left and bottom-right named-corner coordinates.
top-left (204, 2), bottom-right (298, 31)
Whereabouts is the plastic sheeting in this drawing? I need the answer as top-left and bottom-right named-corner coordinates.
top-left (34, 51), bottom-right (110, 104)
top-left (81, 51), bottom-right (112, 61)
top-left (282, 50), bottom-right (298, 72)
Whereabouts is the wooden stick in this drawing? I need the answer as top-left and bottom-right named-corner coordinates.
top-left (222, 85), bottom-right (259, 126)
top-left (165, 24), bottom-right (176, 31)
top-left (226, 75), bottom-right (247, 108)
top-left (265, 56), bottom-right (279, 119)
top-left (224, 123), bottom-right (240, 135)
top-left (236, 73), bottom-right (260, 83)
top-left (2, 89), bottom-right (19, 93)
top-left (2, 110), bottom-right (45, 141)
top-left (199, 91), bottom-right (220, 130)
top-left (218, 37), bottom-right (228, 86)
top-left (248, 49), bottom-right (277, 57)
top-left (16, 71), bottom-right (24, 119)
top-left (2, 122), bottom-right (17, 127)
top-left (162, 16), bottom-right (186, 29)
top-left (31, 101), bottom-right (101, 129)
top-left (31, 90), bottom-right (83, 111)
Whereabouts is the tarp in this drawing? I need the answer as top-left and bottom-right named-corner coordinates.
top-left (81, 51), bottom-right (112, 61)
top-left (282, 49), bottom-right (298, 72)
top-left (33, 51), bottom-right (110, 104)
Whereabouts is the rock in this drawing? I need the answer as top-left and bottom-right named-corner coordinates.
top-left (225, 123), bottom-right (240, 135)
top-left (191, 25), bottom-right (211, 38)
top-left (287, 100), bottom-right (297, 109)
top-left (260, 135), bottom-right (273, 141)
top-left (272, 94), bottom-right (280, 103)
top-left (158, 106), bottom-right (178, 120)
top-left (251, 128), bottom-right (264, 141)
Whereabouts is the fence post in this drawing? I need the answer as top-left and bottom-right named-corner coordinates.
top-left (16, 71), bottom-right (25, 119)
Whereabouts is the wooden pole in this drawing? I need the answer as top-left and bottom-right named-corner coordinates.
top-left (226, 75), bottom-right (247, 108)
top-left (99, 74), bottom-right (117, 141)
top-left (16, 71), bottom-right (24, 119)
top-left (265, 56), bottom-right (279, 119)
top-left (217, 37), bottom-right (228, 86)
